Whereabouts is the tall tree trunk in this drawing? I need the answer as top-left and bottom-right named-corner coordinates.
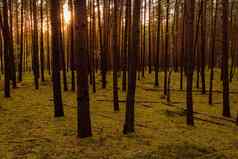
top-left (32, 0), bottom-right (40, 89)
top-left (200, 0), bottom-right (206, 94)
top-left (50, 0), bottom-right (64, 117)
top-left (112, 0), bottom-right (119, 111)
top-left (164, 0), bottom-right (170, 95)
top-left (142, 0), bottom-right (146, 78)
top-left (60, 5), bottom-right (68, 91)
top-left (209, 0), bottom-right (218, 105)
top-left (46, 0), bottom-right (51, 75)
top-left (184, 0), bottom-right (195, 126)
top-left (40, 0), bottom-right (45, 82)
top-left (222, 0), bottom-right (231, 117)
top-left (9, 0), bottom-right (17, 89)
top-left (0, 14), bottom-right (3, 74)
top-left (0, 17), bottom-right (3, 74)
top-left (123, 0), bottom-right (141, 134)
top-left (180, 4), bottom-right (185, 90)
top-left (18, 0), bottom-right (24, 82)
top-left (75, 0), bottom-right (92, 138)
top-left (91, 0), bottom-right (96, 93)
top-left (155, 0), bottom-right (161, 87)
top-left (97, 0), bottom-right (107, 89)
top-left (148, 0), bottom-right (152, 74)
top-left (122, 0), bottom-right (131, 92)
top-left (2, 0), bottom-right (11, 97)
top-left (69, 0), bottom-right (75, 91)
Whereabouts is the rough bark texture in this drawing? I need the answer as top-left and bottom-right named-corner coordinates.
top-left (222, 0), bottom-right (231, 117)
top-left (113, 0), bottom-right (119, 111)
top-left (184, 0), bottom-right (195, 126)
top-left (123, 0), bottom-right (141, 134)
top-left (75, 0), bottom-right (92, 138)
top-left (50, 0), bottom-right (64, 117)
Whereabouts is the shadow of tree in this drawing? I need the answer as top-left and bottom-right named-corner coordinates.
top-left (132, 143), bottom-right (226, 159)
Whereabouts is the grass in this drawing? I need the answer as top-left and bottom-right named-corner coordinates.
top-left (0, 70), bottom-right (238, 159)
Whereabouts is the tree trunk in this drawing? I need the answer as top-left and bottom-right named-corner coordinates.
top-left (123, 0), bottom-right (141, 134)
top-left (18, 0), bottom-right (24, 82)
top-left (112, 0), bottom-right (119, 111)
top-left (200, 0), bottom-right (206, 94)
top-left (50, 0), bottom-right (64, 117)
top-left (222, 0), bottom-right (231, 117)
top-left (122, 0), bottom-right (131, 92)
top-left (32, 0), bottom-right (40, 89)
top-left (164, 0), bottom-right (169, 95)
top-left (2, 0), bottom-right (11, 97)
top-left (184, 0), bottom-right (195, 126)
top-left (97, 0), bottom-right (107, 89)
top-left (40, 0), bottom-right (45, 82)
top-left (155, 0), bottom-right (161, 87)
top-left (75, 0), bottom-right (92, 138)
top-left (209, 0), bottom-right (218, 105)
top-left (69, 0), bottom-right (75, 91)
top-left (9, 0), bottom-right (17, 89)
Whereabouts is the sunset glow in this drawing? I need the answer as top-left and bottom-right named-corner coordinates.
top-left (63, 1), bottom-right (71, 25)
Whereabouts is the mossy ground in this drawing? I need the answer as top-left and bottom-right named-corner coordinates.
top-left (0, 70), bottom-right (238, 159)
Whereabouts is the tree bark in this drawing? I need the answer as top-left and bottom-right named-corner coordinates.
top-left (50, 0), bottom-right (64, 117)
top-left (112, 0), bottom-right (119, 111)
top-left (222, 0), bottom-right (231, 117)
top-left (123, 0), bottom-right (141, 134)
top-left (75, 0), bottom-right (92, 138)
top-left (2, 0), bottom-right (11, 97)
top-left (32, 0), bottom-right (40, 89)
top-left (184, 0), bottom-right (195, 126)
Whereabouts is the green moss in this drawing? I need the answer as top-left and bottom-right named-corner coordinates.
top-left (0, 71), bottom-right (238, 158)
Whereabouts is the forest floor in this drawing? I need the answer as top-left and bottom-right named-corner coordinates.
top-left (1, 70), bottom-right (238, 159)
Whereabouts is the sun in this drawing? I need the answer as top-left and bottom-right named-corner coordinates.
top-left (63, 1), bottom-right (71, 25)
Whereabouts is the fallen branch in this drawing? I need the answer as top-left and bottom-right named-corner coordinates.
top-left (141, 104), bottom-right (153, 108)
top-left (96, 99), bottom-right (160, 104)
top-left (161, 101), bottom-right (237, 124)
top-left (166, 110), bottom-right (231, 127)
top-left (141, 87), bottom-right (238, 94)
